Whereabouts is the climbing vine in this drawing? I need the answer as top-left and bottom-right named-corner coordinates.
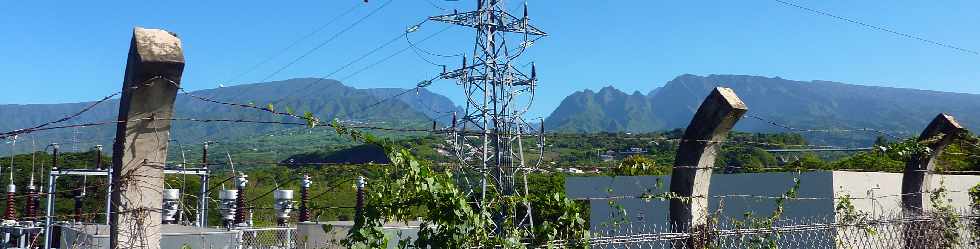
top-left (927, 179), bottom-right (962, 247)
top-left (728, 176), bottom-right (801, 249)
top-left (333, 122), bottom-right (589, 248)
top-left (969, 183), bottom-right (980, 247)
top-left (835, 194), bottom-right (876, 235)
top-left (834, 194), bottom-right (876, 248)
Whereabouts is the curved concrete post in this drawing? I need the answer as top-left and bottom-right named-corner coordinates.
top-left (110, 27), bottom-right (184, 249)
top-left (668, 87), bottom-right (747, 242)
top-left (901, 113), bottom-right (966, 214)
top-left (900, 113), bottom-right (965, 249)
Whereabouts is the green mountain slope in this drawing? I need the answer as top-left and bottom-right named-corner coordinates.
top-left (545, 87), bottom-right (662, 132)
top-left (0, 78), bottom-right (442, 151)
top-left (363, 88), bottom-right (463, 125)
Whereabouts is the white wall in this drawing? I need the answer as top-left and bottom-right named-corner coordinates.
top-left (832, 171), bottom-right (980, 216)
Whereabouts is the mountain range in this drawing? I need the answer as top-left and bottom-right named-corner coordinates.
top-left (4, 74), bottom-right (980, 150)
top-left (545, 74), bottom-right (980, 144)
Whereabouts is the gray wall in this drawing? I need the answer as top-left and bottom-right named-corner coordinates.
top-left (567, 171), bottom-right (835, 231)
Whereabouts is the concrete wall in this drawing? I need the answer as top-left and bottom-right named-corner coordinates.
top-left (295, 221), bottom-right (419, 249)
top-left (58, 224), bottom-right (239, 249)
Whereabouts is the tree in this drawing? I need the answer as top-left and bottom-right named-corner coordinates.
top-left (613, 155), bottom-right (669, 176)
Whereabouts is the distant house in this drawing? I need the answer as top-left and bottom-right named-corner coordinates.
top-left (597, 148), bottom-right (648, 162)
top-left (620, 147), bottom-right (648, 156)
top-left (599, 150), bottom-right (616, 162)
top-left (557, 167), bottom-right (586, 174)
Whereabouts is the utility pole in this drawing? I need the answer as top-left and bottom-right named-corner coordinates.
top-left (429, 0), bottom-right (547, 237)
top-left (42, 144), bottom-right (59, 249)
top-left (198, 141), bottom-right (211, 228)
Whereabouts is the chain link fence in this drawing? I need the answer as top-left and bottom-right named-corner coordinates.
top-left (543, 210), bottom-right (980, 249)
top-left (238, 227), bottom-right (296, 249)
top-left (45, 210), bottom-right (980, 248)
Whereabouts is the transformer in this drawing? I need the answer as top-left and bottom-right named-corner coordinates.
top-left (218, 189), bottom-right (238, 228)
top-left (273, 190), bottom-right (294, 226)
top-left (161, 189), bottom-right (180, 224)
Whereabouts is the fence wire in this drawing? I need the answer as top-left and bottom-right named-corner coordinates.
top-left (543, 210), bottom-right (980, 249)
top-left (239, 227), bottom-right (296, 249)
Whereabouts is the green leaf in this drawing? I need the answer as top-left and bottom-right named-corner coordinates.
top-left (303, 111), bottom-right (318, 128)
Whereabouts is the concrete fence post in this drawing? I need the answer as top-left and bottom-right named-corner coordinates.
top-left (901, 113), bottom-right (966, 213)
top-left (110, 27), bottom-right (184, 249)
top-left (901, 113), bottom-right (965, 249)
top-left (668, 87), bottom-right (747, 248)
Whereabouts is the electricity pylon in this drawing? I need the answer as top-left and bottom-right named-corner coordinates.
top-left (429, 0), bottom-right (547, 239)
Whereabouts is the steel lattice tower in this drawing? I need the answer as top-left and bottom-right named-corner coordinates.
top-left (429, 0), bottom-right (547, 237)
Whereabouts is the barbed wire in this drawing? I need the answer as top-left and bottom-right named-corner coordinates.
top-left (0, 76), bottom-right (170, 140)
top-left (547, 212), bottom-right (980, 247)
top-left (744, 113), bottom-right (905, 139)
top-left (571, 188), bottom-right (967, 202)
top-left (0, 116), bottom-right (428, 140)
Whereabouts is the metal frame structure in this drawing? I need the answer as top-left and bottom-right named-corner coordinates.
top-left (429, 0), bottom-right (547, 237)
top-left (0, 225), bottom-right (42, 249)
top-left (42, 167), bottom-right (208, 249)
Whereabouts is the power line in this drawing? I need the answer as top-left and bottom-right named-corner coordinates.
top-left (340, 25), bottom-right (454, 81)
top-left (257, 0), bottom-right (395, 83)
top-left (406, 28), bottom-right (463, 58)
top-left (292, 19), bottom-right (452, 113)
top-left (772, 0), bottom-right (979, 56)
top-left (247, 176), bottom-right (302, 204)
top-left (358, 81), bottom-right (433, 114)
top-left (419, 0), bottom-right (448, 11)
top-left (341, 60), bottom-right (483, 120)
top-left (308, 19), bottom-right (429, 87)
top-left (406, 36), bottom-right (449, 67)
top-left (223, 2), bottom-right (362, 85)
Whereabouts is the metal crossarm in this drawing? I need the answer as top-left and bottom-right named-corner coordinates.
top-left (428, 10), bottom-right (547, 36)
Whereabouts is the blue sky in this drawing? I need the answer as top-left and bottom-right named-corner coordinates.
top-left (2, 0), bottom-right (978, 118)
